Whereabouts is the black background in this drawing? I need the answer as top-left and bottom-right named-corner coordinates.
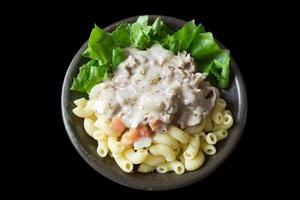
top-left (6, 0), bottom-right (290, 196)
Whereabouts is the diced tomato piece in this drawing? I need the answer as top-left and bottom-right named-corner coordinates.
top-left (110, 116), bottom-right (126, 133)
top-left (136, 125), bottom-right (152, 137)
top-left (121, 129), bottom-right (139, 145)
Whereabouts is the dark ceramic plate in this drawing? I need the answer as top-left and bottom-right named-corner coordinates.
top-left (62, 15), bottom-right (247, 190)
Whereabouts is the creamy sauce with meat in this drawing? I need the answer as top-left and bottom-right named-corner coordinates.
top-left (90, 44), bottom-right (219, 131)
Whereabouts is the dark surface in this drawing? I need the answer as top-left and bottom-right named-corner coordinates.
top-left (6, 0), bottom-right (289, 196)
top-left (62, 16), bottom-right (247, 190)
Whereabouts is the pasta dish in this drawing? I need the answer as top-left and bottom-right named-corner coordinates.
top-left (71, 16), bottom-right (233, 174)
top-left (73, 45), bottom-right (233, 174)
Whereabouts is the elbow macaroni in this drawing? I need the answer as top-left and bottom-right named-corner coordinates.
top-left (124, 149), bottom-right (148, 164)
top-left (72, 95), bottom-right (233, 174)
top-left (107, 136), bottom-right (125, 153)
top-left (167, 125), bottom-right (190, 144)
top-left (149, 144), bottom-right (176, 162)
top-left (156, 161), bottom-right (185, 175)
top-left (112, 152), bottom-right (133, 173)
top-left (183, 134), bottom-right (200, 160)
top-left (152, 133), bottom-right (179, 150)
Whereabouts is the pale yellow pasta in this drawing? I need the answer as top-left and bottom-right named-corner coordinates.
top-left (167, 125), bottom-right (190, 144)
top-left (183, 134), bottom-right (200, 160)
top-left (143, 154), bottom-right (166, 166)
top-left (72, 106), bottom-right (94, 118)
top-left (94, 115), bottom-right (121, 137)
top-left (124, 149), bottom-right (148, 164)
top-left (85, 100), bottom-right (95, 112)
top-left (184, 151), bottom-right (205, 171)
top-left (213, 129), bottom-right (228, 141)
top-left (149, 144), bottom-right (176, 161)
top-left (211, 111), bottom-right (223, 125)
top-left (215, 98), bottom-right (227, 111)
top-left (112, 152), bottom-right (133, 173)
top-left (83, 118), bottom-right (97, 137)
top-left (73, 88), bottom-right (234, 174)
top-left (93, 130), bottom-right (106, 140)
top-left (205, 132), bottom-right (217, 145)
top-left (222, 113), bottom-right (234, 129)
top-left (184, 118), bottom-right (206, 134)
top-left (138, 164), bottom-right (156, 173)
top-left (74, 98), bottom-right (88, 107)
top-left (201, 141), bottom-right (216, 155)
top-left (156, 161), bottom-right (185, 175)
top-left (152, 133), bottom-right (179, 150)
top-left (107, 136), bottom-right (125, 153)
top-left (96, 136), bottom-right (108, 157)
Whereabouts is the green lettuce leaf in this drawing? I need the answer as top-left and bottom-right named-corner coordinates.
top-left (88, 24), bottom-right (114, 65)
top-left (151, 17), bottom-right (174, 40)
top-left (71, 16), bottom-right (232, 94)
top-left (111, 24), bottom-right (131, 47)
top-left (130, 16), bottom-right (152, 49)
top-left (71, 60), bottom-right (108, 93)
top-left (213, 49), bottom-right (230, 88)
top-left (136, 15), bottom-right (149, 25)
top-left (81, 48), bottom-right (91, 58)
top-left (199, 49), bottom-right (230, 88)
top-left (84, 64), bottom-right (108, 93)
top-left (112, 47), bottom-right (125, 70)
top-left (189, 32), bottom-right (220, 62)
top-left (162, 20), bottom-right (205, 53)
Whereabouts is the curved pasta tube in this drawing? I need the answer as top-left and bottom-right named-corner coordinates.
top-left (184, 151), bottom-right (205, 171)
top-left (222, 113), bottom-right (233, 129)
top-left (94, 116), bottom-right (121, 137)
top-left (124, 149), bottom-right (148, 164)
top-left (201, 141), bottom-right (216, 155)
top-left (167, 125), bottom-right (190, 144)
top-left (84, 118), bottom-right (97, 137)
top-left (213, 129), bottom-right (228, 141)
top-left (85, 100), bottom-right (95, 112)
top-left (152, 133), bottom-right (179, 150)
top-left (72, 106), bottom-right (94, 118)
top-left (107, 137), bottom-right (125, 153)
top-left (74, 98), bottom-right (88, 107)
top-left (97, 135), bottom-right (108, 157)
top-left (138, 164), bottom-right (156, 173)
top-left (156, 161), bottom-right (185, 175)
top-left (112, 152), bottom-right (133, 173)
top-left (211, 111), bottom-right (223, 125)
top-left (143, 154), bottom-right (165, 166)
top-left (215, 98), bottom-right (227, 111)
top-left (183, 134), bottom-right (200, 160)
top-left (205, 133), bottom-right (217, 145)
top-left (149, 144), bottom-right (176, 161)
top-left (93, 130), bottom-right (106, 140)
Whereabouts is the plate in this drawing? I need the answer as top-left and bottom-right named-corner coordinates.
top-left (61, 15), bottom-right (247, 190)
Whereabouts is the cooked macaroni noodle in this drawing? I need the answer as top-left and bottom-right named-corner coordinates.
top-left (72, 94), bottom-right (233, 174)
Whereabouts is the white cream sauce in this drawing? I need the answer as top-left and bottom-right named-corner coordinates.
top-left (90, 44), bottom-right (219, 131)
